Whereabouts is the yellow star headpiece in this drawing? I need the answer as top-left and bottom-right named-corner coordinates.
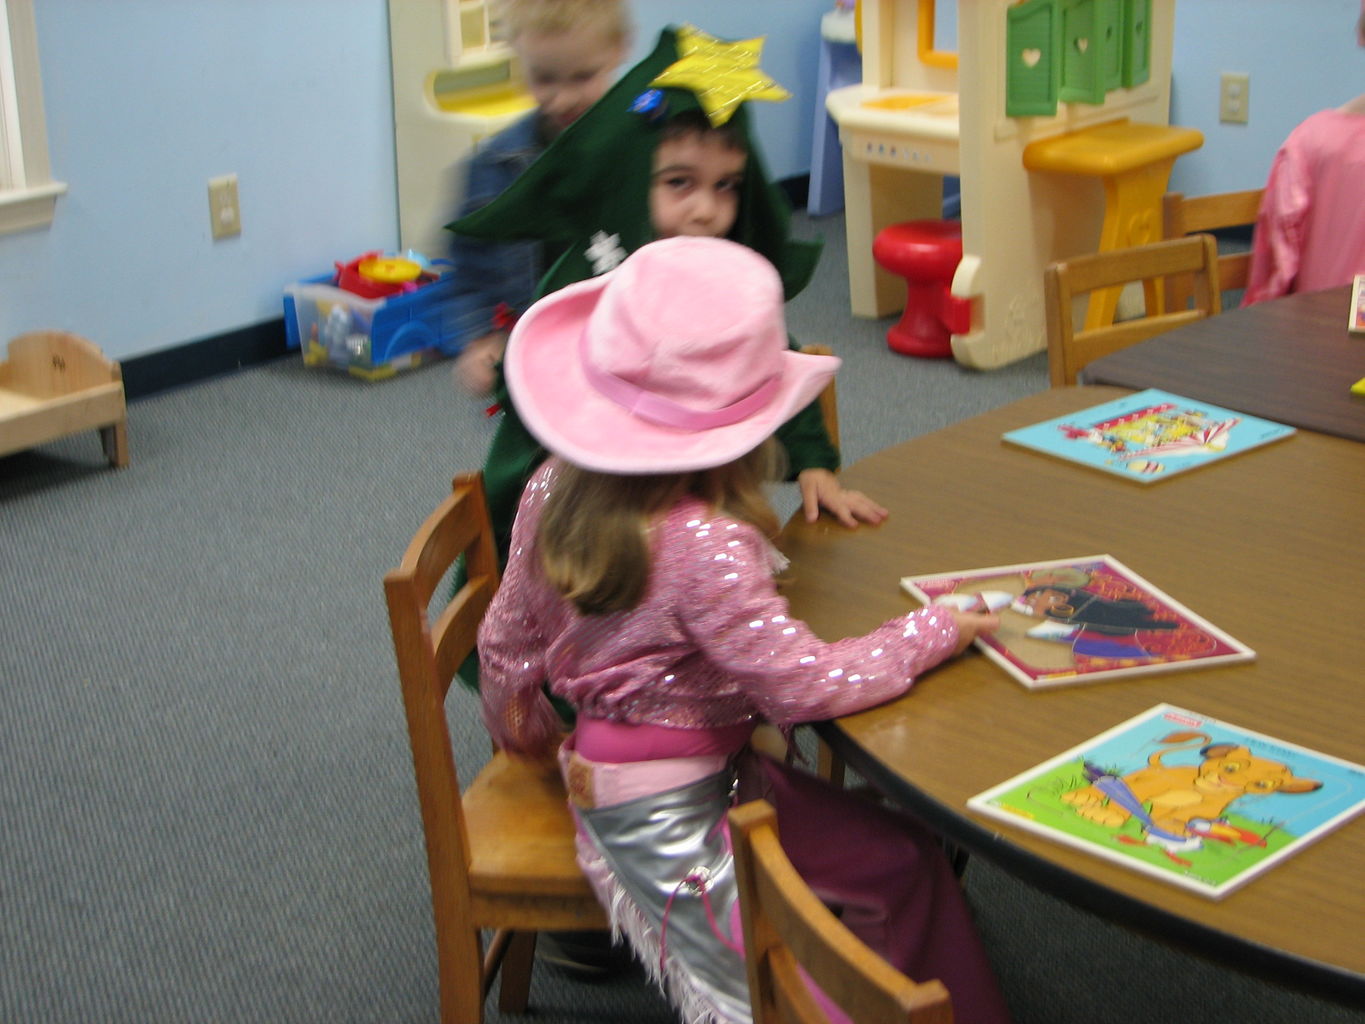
top-left (647, 25), bottom-right (791, 126)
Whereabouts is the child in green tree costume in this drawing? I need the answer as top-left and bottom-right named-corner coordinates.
top-left (450, 25), bottom-right (887, 690)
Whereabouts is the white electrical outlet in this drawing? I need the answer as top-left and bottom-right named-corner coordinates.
top-left (1219, 72), bottom-right (1249, 125)
top-left (208, 174), bottom-right (241, 239)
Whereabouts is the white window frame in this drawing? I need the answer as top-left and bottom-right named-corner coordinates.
top-left (0, 0), bottom-right (66, 235)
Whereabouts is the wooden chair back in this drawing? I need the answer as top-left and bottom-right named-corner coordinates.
top-left (729, 800), bottom-right (954, 1024)
top-left (384, 472), bottom-right (607, 1023)
top-left (1162, 188), bottom-right (1263, 309)
top-left (1044, 234), bottom-right (1221, 387)
top-left (799, 344), bottom-right (840, 454)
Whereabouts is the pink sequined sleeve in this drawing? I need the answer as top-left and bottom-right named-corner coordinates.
top-left (478, 480), bottom-right (566, 758)
top-left (672, 522), bottom-right (959, 726)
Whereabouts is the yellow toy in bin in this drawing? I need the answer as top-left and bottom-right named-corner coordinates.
top-left (357, 255), bottom-right (424, 285)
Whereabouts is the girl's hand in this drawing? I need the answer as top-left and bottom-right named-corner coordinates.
top-left (947, 609), bottom-right (1000, 656)
top-left (452, 333), bottom-right (507, 396)
top-left (797, 468), bottom-right (889, 527)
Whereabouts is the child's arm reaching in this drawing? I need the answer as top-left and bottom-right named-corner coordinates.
top-left (946, 607), bottom-right (1000, 654)
top-left (678, 524), bottom-right (996, 725)
top-left (452, 332), bottom-right (508, 396)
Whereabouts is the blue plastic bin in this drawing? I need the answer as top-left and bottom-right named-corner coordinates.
top-left (283, 271), bottom-right (456, 380)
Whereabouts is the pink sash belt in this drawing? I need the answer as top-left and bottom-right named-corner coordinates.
top-left (560, 746), bottom-right (731, 809)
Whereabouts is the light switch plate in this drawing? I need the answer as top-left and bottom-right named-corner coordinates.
top-left (1219, 72), bottom-right (1249, 125)
top-left (208, 174), bottom-right (241, 239)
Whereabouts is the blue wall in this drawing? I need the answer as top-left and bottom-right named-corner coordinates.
top-left (1169, 0), bottom-right (1364, 197)
top-left (627, 1), bottom-right (830, 180)
top-left (0, 1), bottom-right (1359, 364)
top-left (1, 1), bottom-right (395, 363)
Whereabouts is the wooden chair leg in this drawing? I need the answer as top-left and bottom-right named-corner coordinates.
top-left (99, 418), bottom-right (129, 468)
top-left (496, 931), bottom-right (538, 1013)
top-left (442, 924), bottom-right (487, 1024)
top-left (817, 738), bottom-right (846, 788)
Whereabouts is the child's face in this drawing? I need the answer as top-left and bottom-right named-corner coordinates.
top-left (515, 25), bottom-right (624, 138)
top-left (649, 134), bottom-right (746, 240)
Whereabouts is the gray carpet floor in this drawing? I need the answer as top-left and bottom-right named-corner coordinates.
top-left (2, 212), bottom-right (1359, 1023)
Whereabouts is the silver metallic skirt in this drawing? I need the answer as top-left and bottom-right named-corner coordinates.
top-left (573, 767), bottom-right (752, 1024)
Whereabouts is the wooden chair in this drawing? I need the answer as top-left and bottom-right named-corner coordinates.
top-left (799, 344), bottom-right (840, 454)
top-left (1043, 234), bottom-right (1221, 387)
top-left (384, 472), bottom-right (608, 1024)
top-left (729, 800), bottom-right (954, 1024)
top-left (1162, 188), bottom-right (1263, 309)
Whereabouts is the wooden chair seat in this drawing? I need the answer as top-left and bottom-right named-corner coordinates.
top-left (463, 752), bottom-right (597, 903)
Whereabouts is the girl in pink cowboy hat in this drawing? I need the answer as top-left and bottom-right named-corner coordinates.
top-left (479, 235), bottom-right (1013, 1024)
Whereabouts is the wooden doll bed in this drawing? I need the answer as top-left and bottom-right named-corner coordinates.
top-left (0, 330), bottom-right (129, 467)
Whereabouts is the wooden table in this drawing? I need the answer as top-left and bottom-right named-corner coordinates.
top-left (776, 387), bottom-right (1364, 1003)
top-left (1081, 285), bottom-right (1365, 442)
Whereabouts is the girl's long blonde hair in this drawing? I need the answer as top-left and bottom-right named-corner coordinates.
top-left (539, 441), bottom-right (781, 615)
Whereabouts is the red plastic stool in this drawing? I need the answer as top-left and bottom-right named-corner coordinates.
top-left (871, 220), bottom-right (971, 358)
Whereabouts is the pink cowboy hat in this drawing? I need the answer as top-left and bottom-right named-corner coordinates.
top-left (504, 236), bottom-right (840, 474)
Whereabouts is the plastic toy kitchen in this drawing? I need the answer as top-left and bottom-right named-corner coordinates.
top-left (828, 0), bottom-right (1199, 368)
top-left (387, 0), bottom-right (534, 259)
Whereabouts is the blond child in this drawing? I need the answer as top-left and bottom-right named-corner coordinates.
top-left (445, 0), bottom-right (630, 393)
top-left (479, 236), bottom-right (1012, 1024)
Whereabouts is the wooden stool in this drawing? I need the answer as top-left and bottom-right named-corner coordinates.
top-left (871, 219), bottom-right (971, 358)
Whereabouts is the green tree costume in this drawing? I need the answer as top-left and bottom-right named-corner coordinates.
top-left (449, 26), bottom-right (838, 690)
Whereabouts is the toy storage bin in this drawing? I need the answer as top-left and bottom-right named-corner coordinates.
top-left (284, 271), bottom-right (455, 380)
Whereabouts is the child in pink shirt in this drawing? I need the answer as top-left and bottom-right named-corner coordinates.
top-left (1244, 3), bottom-right (1365, 304)
top-left (479, 236), bottom-right (1012, 1023)
top-left (1243, 105), bottom-right (1365, 304)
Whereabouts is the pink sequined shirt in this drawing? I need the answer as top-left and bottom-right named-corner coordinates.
top-left (479, 461), bottom-right (960, 757)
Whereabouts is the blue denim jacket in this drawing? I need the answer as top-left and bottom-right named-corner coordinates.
top-left (442, 113), bottom-right (547, 354)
